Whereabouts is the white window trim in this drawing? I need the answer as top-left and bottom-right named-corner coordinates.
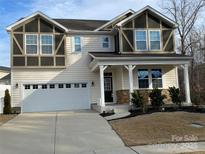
top-left (151, 69), bottom-right (163, 89)
top-left (102, 36), bottom-right (110, 48)
top-left (134, 29), bottom-right (162, 51)
top-left (135, 30), bottom-right (148, 51)
top-left (137, 68), bottom-right (163, 89)
top-left (40, 34), bottom-right (54, 55)
top-left (72, 36), bottom-right (82, 52)
top-left (148, 30), bottom-right (161, 51)
top-left (25, 34), bottom-right (38, 55)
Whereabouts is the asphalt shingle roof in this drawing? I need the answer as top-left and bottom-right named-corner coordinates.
top-left (0, 66), bottom-right (10, 72)
top-left (53, 19), bottom-right (109, 31)
top-left (89, 52), bottom-right (193, 58)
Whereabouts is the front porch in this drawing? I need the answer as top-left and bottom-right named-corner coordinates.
top-left (89, 52), bottom-right (192, 113)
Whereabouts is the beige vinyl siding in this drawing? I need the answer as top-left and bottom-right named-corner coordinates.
top-left (12, 34), bottom-right (114, 107)
top-left (11, 33), bottom-right (178, 107)
top-left (68, 35), bottom-right (115, 53)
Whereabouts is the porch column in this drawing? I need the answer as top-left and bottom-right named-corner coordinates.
top-left (125, 65), bottom-right (136, 105)
top-left (183, 64), bottom-right (191, 104)
top-left (99, 65), bottom-right (107, 107)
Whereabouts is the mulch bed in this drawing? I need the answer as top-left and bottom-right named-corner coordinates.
top-left (0, 114), bottom-right (18, 125)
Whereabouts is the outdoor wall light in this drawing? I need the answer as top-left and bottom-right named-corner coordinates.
top-left (91, 81), bottom-right (94, 87)
top-left (15, 83), bottom-right (18, 88)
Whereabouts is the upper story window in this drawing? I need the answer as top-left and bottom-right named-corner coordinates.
top-left (135, 30), bottom-right (147, 51)
top-left (135, 30), bottom-right (161, 51)
top-left (25, 34), bottom-right (38, 54)
top-left (149, 31), bottom-right (161, 50)
top-left (102, 37), bottom-right (109, 48)
top-left (73, 36), bottom-right (81, 52)
top-left (41, 34), bottom-right (53, 54)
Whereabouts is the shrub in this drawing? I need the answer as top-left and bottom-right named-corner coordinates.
top-left (131, 91), bottom-right (146, 113)
top-left (3, 89), bottom-right (11, 114)
top-left (168, 86), bottom-right (182, 107)
top-left (149, 88), bottom-right (165, 110)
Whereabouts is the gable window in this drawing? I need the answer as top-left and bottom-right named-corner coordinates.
top-left (151, 69), bottom-right (162, 88)
top-left (41, 34), bottom-right (53, 54)
top-left (138, 69), bottom-right (149, 88)
top-left (149, 31), bottom-right (161, 50)
top-left (135, 30), bottom-right (147, 50)
top-left (102, 37), bottom-right (109, 48)
top-left (73, 36), bottom-right (81, 52)
top-left (25, 34), bottom-right (38, 54)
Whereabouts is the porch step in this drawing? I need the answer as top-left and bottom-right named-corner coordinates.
top-left (105, 104), bottom-right (130, 114)
top-left (105, 112), bottom-right (130, 121)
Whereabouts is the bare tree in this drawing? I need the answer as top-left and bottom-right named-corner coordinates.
top-left (162, 0), bottom-right (205, 55)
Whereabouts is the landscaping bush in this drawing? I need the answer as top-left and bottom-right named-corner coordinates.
top-left (149, 88), bottom-right (165, 110)
top-left (168, 86), bottom-right (182, 107)
top-left (131, 91), bottom-right (146, 113)
top-left (3, 89), bottom-right (11, 114)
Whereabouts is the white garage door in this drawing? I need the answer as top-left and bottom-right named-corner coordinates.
top-left (22, 82), bottom-right (90, 112)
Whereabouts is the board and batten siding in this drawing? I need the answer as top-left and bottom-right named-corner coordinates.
top-left (12, 34), bottom-right (114, 107)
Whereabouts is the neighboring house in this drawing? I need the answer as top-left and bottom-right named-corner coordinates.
top-left (0, 74), bottom-right (11, 85)
top-left (0, 66), bottom-right (10, 85)
top-left (6, 6), bottom-right (192, 113)
top-left (0, 66), bottom-right (11, 113)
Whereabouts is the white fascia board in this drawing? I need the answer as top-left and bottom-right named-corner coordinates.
top-left (94, 9), bottom-right (135, 31)
top-left (117, 5), bottom-right (177, 28)
top-left (93, 56), bottom-right (193, 61)
top-left (90, 59), bottom-right (191, 71)
top-left (6, 11), bottom-right (69, 32)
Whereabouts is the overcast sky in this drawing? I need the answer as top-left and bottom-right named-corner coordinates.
top-left (0, 0), bottom-right (162, 67)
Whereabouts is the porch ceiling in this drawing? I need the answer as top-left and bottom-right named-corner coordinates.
top-left (89, 52), bottom-right (192, 71)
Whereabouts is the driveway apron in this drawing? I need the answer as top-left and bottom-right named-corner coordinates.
top-left (0, 110), bottom-right (136, 154)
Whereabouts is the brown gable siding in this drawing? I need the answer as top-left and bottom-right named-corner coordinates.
top-left (11, 16), bottom-right (66, 68)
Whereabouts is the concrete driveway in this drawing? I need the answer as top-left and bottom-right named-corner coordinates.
top-left (0, 110), bottom-right (136, 154)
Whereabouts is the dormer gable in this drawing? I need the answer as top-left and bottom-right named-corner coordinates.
top-left (117, 5), bottom-right (177, 28)
top-left (94, 9), bottom-right (135, 31)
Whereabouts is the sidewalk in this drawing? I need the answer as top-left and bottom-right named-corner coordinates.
top-left (131, 142), bottom-right (205, 154)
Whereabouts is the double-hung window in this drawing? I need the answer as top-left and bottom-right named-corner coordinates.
top-left (135, 30), bottom-right (147, 50)
top-left (73, 36), bottom-right (81, 52)
top-left (41, 34), bottom-right (53, 54)
top-left (151, 69), bottom-right (162, 88)
top-left (138, 69), bottom-right (163, 89)
top-left (25, 34), bottom-right (38, 54)
top-left (149, 31), bottom-right (161, 50)
top-left (138, 69), bottom-right (149, 88)
top-left (102, 37), bottom-right (109, 48)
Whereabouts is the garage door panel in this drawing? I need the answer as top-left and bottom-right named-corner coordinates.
top-left (22, 83), bottom-right (90, 112)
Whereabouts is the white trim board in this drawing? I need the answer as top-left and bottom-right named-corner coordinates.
top-left (94, 9), bottom-right (135, 31)
top-left (117, 5), bottom-right (177, 28)
top-left (6, 11), bottom-right (69, 32)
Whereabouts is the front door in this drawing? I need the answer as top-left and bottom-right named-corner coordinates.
top-left (104, 73), bottom-right (113, 103)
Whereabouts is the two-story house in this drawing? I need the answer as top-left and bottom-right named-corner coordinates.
top-left (6, 6), bottom-right (192, 113)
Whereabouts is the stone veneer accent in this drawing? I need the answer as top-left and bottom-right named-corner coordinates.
top-left (116, 89), bottom-right (172, 104)
top-left (116, 90), bottom-right (129, 104)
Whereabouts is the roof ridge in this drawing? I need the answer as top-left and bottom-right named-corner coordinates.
top-left (53, 18), bottom-right (109, 22)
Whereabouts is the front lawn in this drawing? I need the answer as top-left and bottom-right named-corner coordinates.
top-left (110, 112), bottom-right (205, 146)
top-left (0, 114), bottom-right (17, 125)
